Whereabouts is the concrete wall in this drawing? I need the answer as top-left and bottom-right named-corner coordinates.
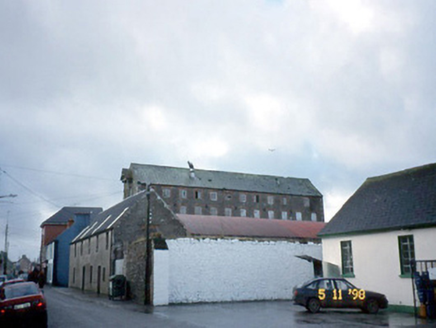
top-left (322, 227), bottom-right (436, 307)
top-left (45, 243), bottom-right (55, 284)
top-left (69, 230), bottom-right (112, 294)
top-left (152, 238), bottom-right (321, 305)
top-left (153, 250), bottom-right (169, 306)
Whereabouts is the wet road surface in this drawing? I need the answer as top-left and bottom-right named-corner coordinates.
top-left (44, 286), bottom-right (435, 328)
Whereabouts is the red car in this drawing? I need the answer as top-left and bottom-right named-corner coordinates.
top-left (0, 281), bottom-right (47, 328)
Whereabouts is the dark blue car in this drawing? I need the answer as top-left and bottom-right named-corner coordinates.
top-left (293, 278), bottom-right (388, 314)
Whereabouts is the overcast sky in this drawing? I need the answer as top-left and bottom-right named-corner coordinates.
top-left (1, 0), bottom-right (435, 262)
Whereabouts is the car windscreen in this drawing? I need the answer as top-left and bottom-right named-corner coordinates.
top-left (2, 283), bottom-right (39, 300)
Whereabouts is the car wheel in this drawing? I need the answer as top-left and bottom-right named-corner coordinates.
top-left (307, 298), bottom-right (321, 313)
top-left (365, 299), bottom-right (379, 314)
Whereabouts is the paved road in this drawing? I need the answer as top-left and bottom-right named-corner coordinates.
top-left (44, 286), bottom-right (434, 328)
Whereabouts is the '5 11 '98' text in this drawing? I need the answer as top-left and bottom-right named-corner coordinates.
top-left (318, 289), bottom-right (366, 301)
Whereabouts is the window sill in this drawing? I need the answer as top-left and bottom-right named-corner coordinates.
top-left (342, 273), bottom-right (355, 278)
top-left (399, 274), bottom-right (412, 278)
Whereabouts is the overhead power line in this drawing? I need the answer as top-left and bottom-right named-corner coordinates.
top-left (0, 164), bottom-right (118, 181)
top-left (0, 169), bottom-right (60, 208)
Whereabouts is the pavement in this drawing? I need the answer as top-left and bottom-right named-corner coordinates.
top-left (47, 285), bottom-right (147, 312)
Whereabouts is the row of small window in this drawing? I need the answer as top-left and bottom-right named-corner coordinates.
top-left (163, 188), bottom-right (311, 207)
top-left (71, 265), bottom-right (106, 285)
top-left (73, 232), bottom-right (110, 257)
top-left (340, 235), bottom-right (415, 276)
top-left (180, 206), bottom-right (317, 221)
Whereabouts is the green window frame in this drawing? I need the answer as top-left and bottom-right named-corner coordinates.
top-left (398, 235), bottom-right (415, 276)
top-left (341, 240), bottom-right (354, 277)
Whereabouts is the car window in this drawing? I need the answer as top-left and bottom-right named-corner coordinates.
top-left (318, 279), bottom-right (333, 290)
top-left (335, 280), bottom-right (355, 290)
top-left (306, 281), bottom-right (318, 290)
top-left (4, 283), bottom-right (39, 299)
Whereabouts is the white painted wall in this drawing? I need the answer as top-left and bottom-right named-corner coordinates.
top-left (322, 227), bottom-right (436, 307)
top-left (158, 238), bottom-right (321, 304)
top-left (46, 242), bottom-right (55, 284)
top-left (153, 250), bottom-right (169, 306)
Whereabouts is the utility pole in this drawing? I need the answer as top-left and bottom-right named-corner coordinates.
top-left (2, 211), bottom-right (10, 275)
top-left (0, 192), bottom-right (16, 275)
top-left (144, 185), bottom-right (152, 306)
top-left (3, 215), bottom-right (8, 275)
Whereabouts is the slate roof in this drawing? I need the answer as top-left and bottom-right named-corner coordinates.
top-left (72, 192), bottom-right (148, 242)
top-left (122, 163), bottom-right (322, 197)
top-left (41, 206), bottom-right (103, 226)
top-left (177, 214), bottom-right (326, 240)
top-left (319, 163), bottom-right (436, 237)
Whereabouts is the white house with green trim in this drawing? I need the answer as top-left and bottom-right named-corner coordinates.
top-left (319, 164), bottom-right (436, 312)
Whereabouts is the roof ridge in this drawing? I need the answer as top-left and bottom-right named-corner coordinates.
top-left (366, 163), bottom-right (436, 183)
top-left (129, 163), bottom-right (308, 181)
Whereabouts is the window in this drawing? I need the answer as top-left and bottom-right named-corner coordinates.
top-left (335, 280), bottom-right (354, 290)
top-left (102, 267), bottom-right (106, 282)
top-left (96, 235), bottom-right (99, 252)
top-left (254, 209), bottom-right (260, 218)
top-left (163, 188), bottom-right (171, 198)
top-left (398, 235), bottom-right (415, 275)
top-left (90, 266), bottom-right (93, 283)
top-left (296, 212), bottom-right (302, 221)
top-left (180, 189), bottom-right (187, 199)
top-left (210, 192), bottom-right (218, 201)
top-left (225, 208), bottom-right (232, 217)
top-left (225, 194), bottom-right (232, 200)
top-left (74, 243), bottom-right (77, 257)
top-left (73, 268), bottom-right (76, 284)
top-left (240, 209), bottom-right (247, 217)
top-left (239, 194), bottom-right (247, 203)
top-left (180, 206), bottom-right (187, 214)
top-left (268, 210), bottom-right (274, 219)
top-left (80, 241), bottom-right (83, 255)
top-left (281, 211), bottom-right (288, 220)
top-left (282, 197), bottom-right (287, 205)
top-left (267, 196), bottom-right (274, 205)
top-left (253, 195), bottom-right (260, 203)
top-left (195, 190), bottom-right (202, 199)
top-left (311, 213), bottom-right (317, 222)
top-left (105, 232), bottom-right (109, 250)
top-left (210, 207), bottom-right (218, 215)
top-left (88, 239), bottom-right (91, 254)
top-left (341, 241), bottom-right (354, 276)
top-left (194, 206), bottom-right (202, 215)
top-left (306, 281), bottom-right (318, 290)
top-left (303, 197), bottom-right (310, 207)
top-left (318, 279), bottom-right (334, 290)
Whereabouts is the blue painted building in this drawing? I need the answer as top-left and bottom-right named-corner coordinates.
top-left (45, 209), bottom-right (101, 287)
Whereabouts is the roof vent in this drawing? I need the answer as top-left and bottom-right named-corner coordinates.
top-left (188, 161), bottom-right (195, 179)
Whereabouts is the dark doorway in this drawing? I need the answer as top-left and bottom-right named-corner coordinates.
top-left (82, 266), bottom-right (86, 291)
top-left (97, 266), bottom-right (101, 294)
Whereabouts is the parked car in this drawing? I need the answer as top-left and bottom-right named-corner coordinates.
top-left (0, 281), bottom-right (47, 328)
top-left (0, 275), bottom-right (7, 287)
top-left (2, 279), bottom-right (26, 287)
top-left (293, 277), bottom-right (388, 314)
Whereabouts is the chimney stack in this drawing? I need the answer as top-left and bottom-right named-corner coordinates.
top-left (187, 161), bottom-right (195, 179)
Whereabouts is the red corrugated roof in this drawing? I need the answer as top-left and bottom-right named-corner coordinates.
top-left (176, 214), bottom-right (325, 240)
